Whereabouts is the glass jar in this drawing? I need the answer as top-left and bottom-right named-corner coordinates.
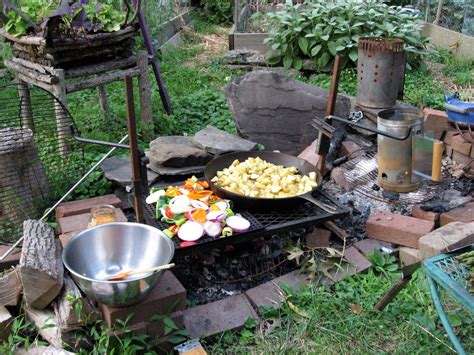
top-left (87, 204), bottom-right (117, 228)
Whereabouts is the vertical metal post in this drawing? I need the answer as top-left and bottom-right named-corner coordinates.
top-left (124, 76), bottom-right (144, 223)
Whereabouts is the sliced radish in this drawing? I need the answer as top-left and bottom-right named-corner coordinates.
top-left (204, 221), bottom-right (222, 237)
top-left (226, 215), bottom-right (251, 233)
top-left (191, 200), bottom-right (209, 210)
top-left (180, 241), bottom-right (197, 248)
top-left (206, 211), bottom-right (227, 222)
top-left (178, 221), bottom-right (204, 241)
top-left (213, 200), bottom-right (230, 211)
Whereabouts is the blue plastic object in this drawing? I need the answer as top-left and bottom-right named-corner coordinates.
top-left (444, 94), bottom-right (474, 125)
top-left (423, 245), bottom-right (474, 355)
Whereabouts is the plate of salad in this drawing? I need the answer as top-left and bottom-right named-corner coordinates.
top-left (146, 176), bottom-right (255, 246)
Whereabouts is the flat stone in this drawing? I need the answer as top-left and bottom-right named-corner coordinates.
top-left (440, 202), bottom-right (474, 226)
top-left (99, 271), bottom-right (186, 327)
top-left (297, 139), bottom-right (321, 166)
top-left (100, 157), bottom-right (159, 187)
top-left (224, 70), bottom-right (351, 155)
top-left (0, 245), bottom-right (21, 272)
top-left (353, 238), bottom-right (395, 257)
top-left (245, 270), bottom-right (308, 310)
top-left (147, 161), bottom-right (205, 176)
top-left (193, 125), bottom-right (257, 155)
top-left (150, 136), bottom-right (199, 149)
top-left (183, 294), bottom-right (258, 338)
top-left (399, 247), bottom-right (422, 266)
top-left (366, 210), bottom-right (435, 248)
top-left (305, 228), bottom-right (331, 248)
top-left (147, 144), bottom-right (212, 167)
top-left (55, 194), bottom-right (122, 219)
top-left (221, 49), bottom-right (266, 65)
top-left (252, 66), bottom-right (300, 79)
top-left (411, 205), bottom-right (439, 223)
top-left (418, 221), bottom-right (474, 259)
top-left (57, 208), bottom-right (127, 234)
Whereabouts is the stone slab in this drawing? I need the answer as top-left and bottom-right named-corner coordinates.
top-left (147, 161), bottom-right (205, 176)
top-left (0, 245), bottom-right (21, 272)
top-left (100, 157), bottom-right (159, 187)
top-left (305, 228), bottom-right (331, 249)
top-left (353, 238), bottom-right (395, 257)
top-left (193, 125), bottom-right (257, 155)
top-left (440, 202), bottom-right (474, 226)
top-left (399, 247), bottom-right (422, 267)
top-left (147, 144), bottom-right (212, 168)
top-left (245, 270), bottom-right (308, 310)
top-left (366, 210), bottom-right (435, 248)
top-left (55, 194), bottom-right (122, 219)
top-left (150, 136), bottom-right (199, 149)
top-left (418, 221), bottom-right (474, 259)
top-left (99, 271), bottom-right (186, 328)
top-left (57, 208), bottom-right (127, 234)
top-left (182, 294), bottom-right (258, 338)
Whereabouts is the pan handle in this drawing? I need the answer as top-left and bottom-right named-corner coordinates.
top-left (298, 193), bottom-right (338, 214)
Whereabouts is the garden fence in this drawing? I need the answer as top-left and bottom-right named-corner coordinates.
top-left (416, 0), bottom-right (473, 35)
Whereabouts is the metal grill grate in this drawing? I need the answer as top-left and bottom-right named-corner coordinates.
top-left (0, 83), bottom-right (84, 244)
top-left (340, 151), bottom-right (442, 204)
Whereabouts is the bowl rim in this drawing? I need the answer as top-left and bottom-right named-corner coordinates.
top-left (62, 222), bottom-right (175, 284)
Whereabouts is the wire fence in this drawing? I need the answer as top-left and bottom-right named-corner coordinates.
top-left (415, 0), bottom-right (473, 35)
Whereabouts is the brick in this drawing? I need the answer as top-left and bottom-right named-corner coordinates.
top-left (305, 228), bottom-right (331, 249)
top-left (440, 202), bottom-right (474, 226)
top-left (0, 245), bottom-right (21, 272)
top-left (245, 270), bottom-right (308, 310)
top-left (340, 140), bottom-right (362, 158)
top-left (353, 238), bottom-right (395, 257)
top-left (99, 271), bottom-right (186, 328)
top-left (57, 208), bottom-right (127, 234)
top-left (450, 134), bottom-right (472, 156)
top-left (399, 247), bottom-right (422, 266)
top-left (0, 305), bottom-right (12, 341)
top-left (147, 311), bottom-right (183, 338)
top-left (297, 139), bottom-right (321, 167)
top-left (423, 108), bottom-right (449, 140)
top-left (451, 150), bottom-right (474, 170)
top-left (418, 221), bottom-right (474, 259)
top-left (366, 210), bottom-right (435, 248)
top-left (330, 167), bottom-right (353, 191)
top-left (335, 246), bottom-right (372, 279)
top-left (58, 232), bottom-right (79, 248)
top-left (443, 131), bottom-right (458, 146)
top-left (55, 194), bottom-right (122, 220)
top-left (182, 294), bottom-right (258, 338)
top-left (411, 205), bottom-right (439, 223)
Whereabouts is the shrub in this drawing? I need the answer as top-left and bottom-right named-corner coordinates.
top-left (263, 0), bottom-right (433, 70)
top-left (201, 0), bottom-right (233, 25)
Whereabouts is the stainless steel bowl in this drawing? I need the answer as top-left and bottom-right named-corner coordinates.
top-left (62, 222), bottom-right (175, 307)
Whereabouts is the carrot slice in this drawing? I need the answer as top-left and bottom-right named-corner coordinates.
top-left (191, 208), bottom-right (207, 223)
top-left (168, 224), bottom-right (180, 235)
top-left (188, 190), bottom-right (213, 200)
top-left (198, 181), bottom-right (209, 189)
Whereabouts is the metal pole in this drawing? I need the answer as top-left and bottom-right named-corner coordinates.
top-left (0, 135), bottom-right (129, 261)
top-left (124, 76), bottom-right (144, 223)
top-left (133, 0), bottom-right (173, 115)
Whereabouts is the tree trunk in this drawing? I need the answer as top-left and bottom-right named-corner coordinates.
top-left (434, 0), bottom-right (445, 25)
top-left (20, 220), bottom-right (64, 309)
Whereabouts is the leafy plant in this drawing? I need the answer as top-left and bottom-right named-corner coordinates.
top-left (263, 0), bottom-right (433, 70)
top-left (201, 0), bottom-right (233, 25)
top-left (367, 249), bottom-right (399, 275)
top-left (4, 0), bottom-right (59, 36)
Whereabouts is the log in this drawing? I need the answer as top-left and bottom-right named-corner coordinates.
top-left (15, 345), bottom-right (75, 355)
top-left (137, 51), bottom-right (153, 125)
top-left (0, 305), bottom-right (13, 341)
top-left (20, 220), bottom-right (64, 309)
top-left (17, 73), bottom-right (53, 92)
top-left (11, 56), bottom-right (55, 74)
top-left (4, 59), bottom-right (58, 84)
top-left (0, 267), bottom-right (22, 306)
top-left (54, 275), bottom-right (100, 332)
top-left (0, 28), bottom-right (46, 46)
top-left (16, 76), bottom-right (35, 131)
top-left (66, 67), bottom-right (140, 93)
top-left (97, 84), bottom-right (111, 118)
top-left (51, 69), bottom-right (72, 158)
top-left (24, 306), bottom-right (68, 349)
top-left (65, 55), bottom-right (137, 78)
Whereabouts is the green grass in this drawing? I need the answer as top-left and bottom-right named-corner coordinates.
top-left (206, 265), bottom-right (473, 354)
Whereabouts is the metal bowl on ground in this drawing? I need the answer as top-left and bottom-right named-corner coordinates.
top-left (62, 222), bottom-right (175, 307)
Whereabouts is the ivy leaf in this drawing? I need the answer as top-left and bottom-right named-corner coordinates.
top-left (311, 44), bottom-right (322, 57)
top-left (283, 56), bottom-right (293, 69)
top-left (298, 37), bottom-right (309, 55)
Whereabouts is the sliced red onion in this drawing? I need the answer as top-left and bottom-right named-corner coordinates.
top-left (177, 221), bottom-right (204, 241)
top-left (213, 200), bottom-right (230, 211)
top-left (169, 195), bottom-right (193, 214)
top-left (204, 221), bottom-right (222, 238)
top-left (206, 211), bottom-right (227, 222)
top-left (191, 200), bottom-right (209, 210)
top-left (226, 215), bottom-right (251, 233)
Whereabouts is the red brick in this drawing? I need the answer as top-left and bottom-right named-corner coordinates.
top-left (182, 295), bottom-right (258, 338)
top-left (411, 205), bottom-right (439, 223)
top-left (57, 208), bottom-right (127, 234)
top-left (366, 210), bottom-right (435, 248)
top-left (423, 108), bottom-right (449, 139)
top-left (298, 139), bottom-right (321, 167)
top-left (55, 194), bottom-right (122, 220)
top-left (0, 246), bottom-right (21, 272)
top-left (340, 140), bottom-right (362, 158)
top-left (443, 131), bottom-right (458, 146)
top-left (451, 150), bottom-right (474, 170)
top-left (58, 232), bottom-right (79, 248)
top-left (353, 238), bottom-right (395, 257)
top-left (245, 270), bottom-right (308, 310)
top-left (399, 247), bottom-right (422, 266)
top-left (440, 202), bottom-right (474, 226)
top-left (146, 310), bottom-right (183, 338)
top-left (99, 271), bottom-right (186, 328)
top-left (305, 228), bottom-right (331, 249)
top-left (450, 134), bottom-right (472, 156)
